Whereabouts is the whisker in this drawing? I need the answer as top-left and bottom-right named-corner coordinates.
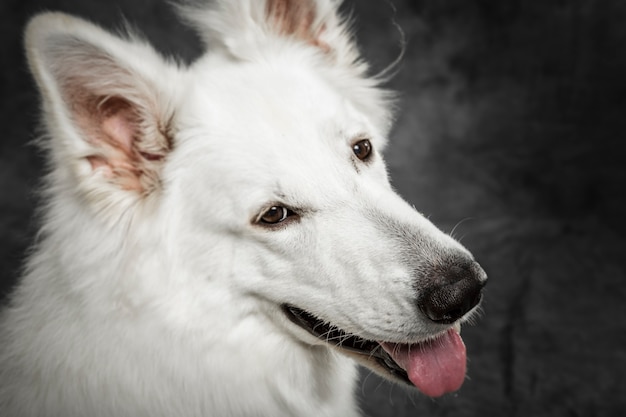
top-left (450, 217), bottom-right (475, 239)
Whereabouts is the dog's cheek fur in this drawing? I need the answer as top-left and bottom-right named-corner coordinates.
top-left (25, 13), bottom-right (181, 220)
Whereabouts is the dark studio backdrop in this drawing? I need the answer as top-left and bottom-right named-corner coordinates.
top-left (1, 0), bottom-right (625, 416)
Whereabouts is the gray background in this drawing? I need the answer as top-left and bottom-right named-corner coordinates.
top-left (1, 0), bottom-right (625, 416)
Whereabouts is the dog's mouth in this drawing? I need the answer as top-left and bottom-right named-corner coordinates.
top-left (282, 305), bottom-right (467, 397)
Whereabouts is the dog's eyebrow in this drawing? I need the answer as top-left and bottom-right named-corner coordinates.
top-left (348, 131), bottom-right (371, 141)
top-left (265, 187), bottom-right (318, 212)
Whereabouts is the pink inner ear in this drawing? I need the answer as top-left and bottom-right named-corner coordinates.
top-left (101, 108), bottom-right (135, 155)
top-left (266, 0), bottom-right (330, 52)
top-left (76, 95), bottom-right (145, 191)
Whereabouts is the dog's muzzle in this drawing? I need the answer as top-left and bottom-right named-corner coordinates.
top-left (282, 231), bottom-right (488, 397)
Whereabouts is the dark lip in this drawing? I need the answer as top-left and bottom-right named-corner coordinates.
top-left (281, 305), bottom-right (412, 385)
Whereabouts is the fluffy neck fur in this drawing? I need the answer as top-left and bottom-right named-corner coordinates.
top-left (1, 186), bottom-right (360, 417)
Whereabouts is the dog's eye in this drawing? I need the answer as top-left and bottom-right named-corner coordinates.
top-left (352, 139), bottom-right (372, 161)
top-left (259, 206), bottom-right (292, 225)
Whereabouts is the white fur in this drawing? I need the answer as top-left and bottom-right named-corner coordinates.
top-left (0, 1), bottom-right (481, 416)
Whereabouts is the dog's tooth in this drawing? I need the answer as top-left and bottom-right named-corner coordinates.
top-left (453, 323), bottom-right (462, 334)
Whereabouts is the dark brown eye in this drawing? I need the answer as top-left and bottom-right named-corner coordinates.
top-left (352, 139), bottom-right (372, 161)
top-left (259, 206), bottom-right (291, 225)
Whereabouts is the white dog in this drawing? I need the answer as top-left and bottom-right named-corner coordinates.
top-left (0, 1), bottom-right (487, 416)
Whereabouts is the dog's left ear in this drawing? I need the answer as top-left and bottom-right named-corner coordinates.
top-left (181, 0), bottom-right (361, 69)
top-left (181, 0), bottom-right (394, 133)
top-left (25, 13), bottom-right (179, 209)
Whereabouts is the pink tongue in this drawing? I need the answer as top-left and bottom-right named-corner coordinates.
top-left (380, 329), bottom-right (466, 397)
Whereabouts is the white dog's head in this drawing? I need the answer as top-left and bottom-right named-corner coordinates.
top-left (26, 0), bottom-right (486, 398)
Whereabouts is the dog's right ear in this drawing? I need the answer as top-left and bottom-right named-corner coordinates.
top-left (25, 13), bottom-right (179, 214)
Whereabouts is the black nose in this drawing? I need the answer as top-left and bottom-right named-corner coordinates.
top-left (418, 261), bottom-right (487, 324)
